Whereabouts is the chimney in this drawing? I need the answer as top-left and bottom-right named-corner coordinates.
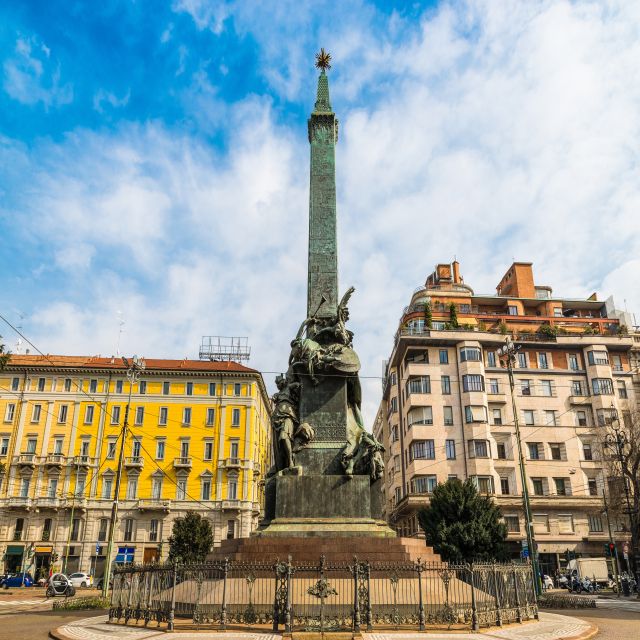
top-left (452, 260), bottom-right (461, 284)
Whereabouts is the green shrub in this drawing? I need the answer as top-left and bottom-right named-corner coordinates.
top-left (52, 596), bottom-right (110, 610)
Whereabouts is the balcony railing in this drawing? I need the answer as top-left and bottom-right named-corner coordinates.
top-left (221, 458), bottom-right (241, 468)
top-left (74, 455), bottom-right (97, 467)
top-left (35, 496), bottom-right (63, 509)
top-left (173, 457), bottom-right (192, 469)
top-left (44, 454), bottom-right (67, 466)
top-left (15, 453), bottom-right (37, 466)
top-left (124, 456), bottom-right (144, 468)
top-left (137, 499), bottom-right (171, 511)
top-left (8, 496), bottom-right (33, 508)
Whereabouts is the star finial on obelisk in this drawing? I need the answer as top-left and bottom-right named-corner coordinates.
top-left (315, 48), bottom-right (331, 73)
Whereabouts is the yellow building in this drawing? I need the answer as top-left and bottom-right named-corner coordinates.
top-left (0, 355), bottom-right (271, 579)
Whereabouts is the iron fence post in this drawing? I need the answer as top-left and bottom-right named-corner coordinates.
top-left (168, 562), bottom-right (178, 632)
top-left (417, 560), bottom-right (425, 631)
top-left (366, 561), bottom-right (373, 632)
top-left (353, 556), bottom-right (361, 632)
top-left (492, 563), bottom-right (502, 627)
top-left (512, 563), bottom-right (522, 624)
top-left (221, 558), bottom-right (229, 630)
top-left (125, 568), bottom-right (135, 624)
top-left (469, 563), bottom-right (479, 632)
top-left (285, 556), bottom-right (292, 634)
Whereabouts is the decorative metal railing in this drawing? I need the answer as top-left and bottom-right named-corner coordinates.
top-left (109, 558), bottom-right (537, 632)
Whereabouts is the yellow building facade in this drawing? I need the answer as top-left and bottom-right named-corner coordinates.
top-left (0, 355), bottom-right (271, 580)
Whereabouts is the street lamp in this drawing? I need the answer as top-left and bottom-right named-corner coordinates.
top-left (101, 355), bottom-right (145, 599)
top-left (604, 407), bottom-right (639, 594)
top-left (497, 337), bottom-right (542, 596)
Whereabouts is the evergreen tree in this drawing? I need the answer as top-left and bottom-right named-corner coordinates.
top-left (448, 302), bottom-right (459, 328)
top-left (168, 512), bottom-right (214, 564)
top-left (417, 478), bottom-right (508, 562)
top-left (0, 338), bottom-right (10, 370)
top-left (423, 302), bottom-right (433, 329)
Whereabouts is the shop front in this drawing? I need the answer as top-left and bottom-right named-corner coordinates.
top-left (4, 545), bottom-right (24, 573)
top-left (34, 545), bottom-right (54, 582)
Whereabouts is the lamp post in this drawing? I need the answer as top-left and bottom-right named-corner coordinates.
top-left (101, 355), bottom-right (145, 599)
top-left (604, 408), bottom-right (639, 595)
top-left (498, 337), bottom-right (541, 596)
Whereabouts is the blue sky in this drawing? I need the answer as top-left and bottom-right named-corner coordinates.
top-left (1, 0), bottom-right (640, 424)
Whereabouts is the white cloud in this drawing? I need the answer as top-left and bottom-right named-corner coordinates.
top-left (3, 35), bottom-right (72, 108)
top-left (93, 88), bottom-right (131, 113)
top-left (6, 0), bottom-right (640, 429)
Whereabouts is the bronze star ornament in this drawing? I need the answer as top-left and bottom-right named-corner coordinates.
top-left (315, 48), bottom-right (331, 71)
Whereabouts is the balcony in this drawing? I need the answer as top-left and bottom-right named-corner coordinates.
top-left (73, 455), bottom-right (97, 468)
top-left (137, 499), bottom-right (171, 512)
top-left (569, 395), bottom-right (592, 405)
top-left (173, 457), bottom-right (192, 469)
top-left (487, 392), bottom-right (507, 404)
top-left (7, 496), bottom-right (33, 509)
top-left (14, 453), bottom-right (38, 468)
top-left (44, 454), bottom-right (67, 467)
top-left (222, 499), bottom-right (241, 510)
top-left (124, 456), bottom-right (144, 469)
top-left (220, 458), bottom-right (241, 469)
top-left (35, 496), bottom-right (63, 510)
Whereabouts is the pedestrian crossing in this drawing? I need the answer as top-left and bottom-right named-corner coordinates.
top-left (0, 599), bottom-right (43, 606)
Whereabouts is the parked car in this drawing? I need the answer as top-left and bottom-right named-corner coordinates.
top-left (46, 573), bottom-right (76, 597)
top-left (95, 576), bottom-right (112, 590)
top-left (68, 572), bottom-right (93, 588)
top-left (2, 572), bottom-right (34, 588)
top-left (542, 575), bottom-right (555, 590)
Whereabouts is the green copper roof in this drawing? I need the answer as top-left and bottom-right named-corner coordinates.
top-left (314, 70), bottom-right (332, 113)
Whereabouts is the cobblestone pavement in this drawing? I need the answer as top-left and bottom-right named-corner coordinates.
top-left (52, 612), bottom-right (593, 640)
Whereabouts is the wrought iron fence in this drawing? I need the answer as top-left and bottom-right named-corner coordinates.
top-left (109, 558), bottom-right (537, 632)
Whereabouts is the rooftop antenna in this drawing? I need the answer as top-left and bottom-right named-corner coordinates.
top-left (116, 311), bottom-right (125, 356)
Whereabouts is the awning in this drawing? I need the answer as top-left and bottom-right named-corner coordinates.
top-left (6, 545), bottom-right (23, 555)
top-left (34, 545), bottom-right (53, 554)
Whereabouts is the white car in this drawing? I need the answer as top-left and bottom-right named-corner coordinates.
top-left (68, 572), bottom-right (93, 588)
top-left (542, 575), bottom-right (555, 590)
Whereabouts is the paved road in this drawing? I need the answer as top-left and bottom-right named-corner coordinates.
top-left (0, 608), bottom-right (100, 640)
top-left (546, 608), bottom-right (640, 639)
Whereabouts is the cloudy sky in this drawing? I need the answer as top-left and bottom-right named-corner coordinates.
top-left (1, 0), bottom-right (639, 425)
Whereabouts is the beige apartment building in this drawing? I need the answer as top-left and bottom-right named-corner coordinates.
top-left (0, 355), bottom-right (271, 580)
top-left (375, 261), bottom-right (635, 575)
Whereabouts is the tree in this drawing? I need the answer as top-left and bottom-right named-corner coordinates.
top-left (0, 337), bottom-right (10, 370)
top-left (417, 478), bottom-right (508, 562)
top-left (448, 302), bottom-right (459, 328)
top-left (423, 302), bottom-right (433, 329)
top-left (168, 512), bottom-right (214, 564)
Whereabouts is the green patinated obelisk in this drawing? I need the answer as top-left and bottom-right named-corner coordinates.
top-left (307, 69), bottom-right (339, 321)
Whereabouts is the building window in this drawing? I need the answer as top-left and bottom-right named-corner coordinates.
top-left (445, 440), bottom-right (456, 460)
top-left (132, 439), bottom-right (141, 458)
top-left (405, 350), bottom-right (428, 364)
top-left (37, 377), bottom-right (46, 392)
top-left (500, 477), bottom-right (510, 495)
top-left (497, 443), bottom-right (507, 459)
top-left (4, 403), bottom-right (15, 422)
top-left (234, 383), bottom-right (241, 396)
top-left (204, 441), bottom-right (214, 460)
top-left (123, 518), bottom-right (133, 542)
top-left (163, 381), bottom-right (170, 395)
top-left (127, 477), bottom-right (138, 500)
top-left (84, 405), bottom-right (94, 424)
top-left (228, 479), bottom-right (238, 500)
top-left (541, 380), bottom-right (553, 396)
top-left (206, 408), bottom-right (215, 426)
top-left (88, 379), bottom-right (97, 393)
top-left (545, 410), bottom-right (557, 426)
top-left (439, 349), bottom-right (449, 364)
top-left (149, 519), bottom-right (159, 542)
top-left (460, 347), bottom-right (481, 362)
top-left (0, 437), bottom-right (8, 456)
top-left (588, 350), bottom-right (609, 365)
top-left (576, 410), bottom-right (588, 427)
top-left (554, 478), bottom-right (569, 496)
top-left (42, 517), bottom-right (53, 541)
top-left (410, 440), bottom-right (435, 460)
top-left (394, 487), bottom-right (402, 504)
top-left (110, 405), bottom-right (121, 425)
top-left (538, 353), bottom-right (548, 369)
top-left (488, 379), bottom-right (499, 394)
top-left (70, 518), bottom-right (81, 541)
top-left (176, 479), bottom-right (187, 501)
top-left (517, 352), bottom-right (527, 368)
top-left (588, 514), bottom-right (603, 533)
top-left (102, 477), bottom-right (113, 499)
top-left (408, 406), bottom-right (433, 426)
top-left (618, 381), bottom-right (628, 399)
top-left (462, 374), bottom-right (484, 392)
top-left (468, 440), bottom-right (489, 458)
top-left (520, 379), bottom-right (531, 395)
top-left (473, 476), bottom-right (494, 494)
top-left (98, 518), bottom-right (109, 542)
top-left (523, 410), bottom-right (535, 426)
top-left (11, 377), bottom-right (20, 391)
top-left (186, 382), bottom-right (193, 396)
top-left (550, 444), bottom-right (562, 460)
top-left (181, 440), bottom-right (190, 458)
top-left (139, 381), bottom-right (147, 394)
top-left (152, 476), bottom-right (163, 500)
top-left (464, 405), bottom-right (487, 423)
top-left (209, 382), bottom-right (216, 396)
top-left (412, 475), bottom-right (437, 493)
top-left (58, 404), bottom-right (68, 423)
top-left (504, 515), bottom-right (520, 532)
top-left (492, 408), bottom-right (502, 426)
top-left (532, 478), bottom-right (544, 496)
top-left (14, 517), bottom-right (24, 541)
top-left (232, 408), bottom-right (241, 426)
top-left (156, 440), bottom-right (165, 460)
top-left (588, 478), bottom-right (598, 496)
top-left (441, 375), bottom-right (451, 394)
top-left (201, 478), bottom-right (211, 500)
top-left (389, 397), bottom-right (398, 413)
top-left (183, 407), bottom-right (192, 426)
top-left (571, 380), bottom-right (584, 396)
top-left (406, 376), bottom-right (430, 395)
top-left (227, 520), bottom-right (235, 539)
top-left (568, 354), bottom-right (579, 370)
top-left (486, 351), bottom-right (497, 367)
top-left (159, 407), bottom-right (168, 426)
top-left (20, 478), bottom-right (30, 498)
top-left (32, 404), bottom-right (42, 422)
top-left (592, 378), bottom-right (613, 395)
top-left (508, 305), bottom-right (518, 316)
top-left (26, 438), bottom-right (37, 454)
top-left (106, 440), bottom-right (117, 459)
top-left (528, 443), bottom-right (541, 460)
top-left (135, 406), bottom-right (144, 425)
top-left (115, 380), bottom-right (123, 394)
top-left (583, 443), bottom-right (593, 460)
top-left (47, 478), bottom-right (58, 498)
top-left (391, 425), bottom-right (399, 442)
top-left (533, 513), bottom-right (549, 533)
top-left (443, 406), bottom-right (453, 426)
top-left (557, 514), bottom-right (574, 534)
